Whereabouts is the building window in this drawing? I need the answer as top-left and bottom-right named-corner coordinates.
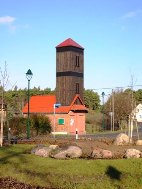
top-left (75, 56), bottom-right (80, 67)
top-left (139, 115), bottom-right (142, 119)
top-left (58, 118), bottom-right (65, 125)
top-left (75, 83), bottom-right (79, 94)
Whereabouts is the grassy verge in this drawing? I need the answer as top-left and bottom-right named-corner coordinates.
top-left (0, 144), bottom-right (142, 189)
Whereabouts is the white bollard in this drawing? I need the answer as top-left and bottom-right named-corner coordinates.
top-left (76, 128), bottom-right (78, 140)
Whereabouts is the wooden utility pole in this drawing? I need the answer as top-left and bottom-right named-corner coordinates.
top-left (112, 89), bottom-right (115, 131)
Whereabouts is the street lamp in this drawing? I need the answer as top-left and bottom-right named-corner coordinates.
top-left (26, 69), bottom-right (33, 139)
top-left (102, 92), bottom-right (105, 130)
top-left (53, 103), bottom-right (61, 137)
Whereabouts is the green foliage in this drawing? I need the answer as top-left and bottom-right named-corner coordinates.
top-left (134, 89), bottom-right (142, 104)
top-left (30, 114), bottom-right (51, 135)
top-left (84, 89), bottom-right (100, 110)
top-left (7, 114), bottom-right (52, 137)
top-left (30, 86), bottom-right (54, 96)
top-left (86, 110), bottom-right (103, 132)
top-left (103, 88), bottom-right (142, 130)
top-left (105, 90), bottom-right (132, 120)
top-left (2, 86), bottom-right (55, 118)
top-left (8, 117), bottom-right (27, 137)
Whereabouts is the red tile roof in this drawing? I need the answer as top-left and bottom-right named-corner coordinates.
top-left (22, 95), bottom-right (88, 114)
top-left (56, 38), bottom-right (84, 49)
top-left (71, 105), bottom-right (88, 111)
top-left (22, 95), bottom-right (56, 113)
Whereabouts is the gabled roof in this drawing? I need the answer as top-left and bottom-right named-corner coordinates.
top-left (22, 95), bottom-right (56, 113)
top-left (22, 94), bottom-right (88, 114)
top-left (70, 95), bottom-right (88, 112)
top-left (56, 38), bottom-right (84, 49)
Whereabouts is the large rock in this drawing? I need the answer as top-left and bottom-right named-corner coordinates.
top-left (135, 140), bottom-right (142, 146)
top-left (66, 146), bottom-right (82, 158)
top-left (124, 149), bottom-right (141, 158)
top-left (52, 146), bottom-right (82, 159)
top-left (91, 148), bottom-right (112, 159)
top-left (34, 147), bottom-right (52, 157)
top-left (114, 133), bottom-right (130, 145)
top-left (53, 150), bottom-right (68, 159)
top-left (31, 144), bottom-right (59, 158)
top-left (31, 144), bottom-right (45, 154)
top-left (49, 145), bottom-right (59, 150)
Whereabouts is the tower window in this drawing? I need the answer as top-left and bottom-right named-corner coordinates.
top-left (75, 83), bottom-right (79, 94)
top-left (75, 56), bottom-right (80, 67)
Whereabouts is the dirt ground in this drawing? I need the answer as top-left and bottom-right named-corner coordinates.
top-left (24, 136), bottom-right (142, 159)
top-left (5, 135), bottom-right (142, 158)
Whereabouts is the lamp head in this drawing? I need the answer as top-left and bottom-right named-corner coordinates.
top-left (102, 92), bottom-right (105, 97)
top-left (26, 69), bottom-right (33, 81)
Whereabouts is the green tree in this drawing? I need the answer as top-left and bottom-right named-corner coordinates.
top-left (104, 90), bottom-right (132, 129)
top-left (84, 89), bottom-right (100, 110)
top-left (134, 89), bottom-right (142, 104)
top-left (4, 87), bottom-right (55, 120)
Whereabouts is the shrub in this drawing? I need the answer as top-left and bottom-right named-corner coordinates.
top-left (30, 114), bottom-right (51, 135)
top-left (8, 117), bottom-right (27, 137)
top-left (6, 114), bottom-right (52, 138)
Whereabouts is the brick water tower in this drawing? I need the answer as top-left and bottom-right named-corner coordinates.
top-left (56, 38), bottom-right (84, 106)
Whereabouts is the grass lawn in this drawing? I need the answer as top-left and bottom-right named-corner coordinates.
top-left (0, 144), bottom-right (142, 189)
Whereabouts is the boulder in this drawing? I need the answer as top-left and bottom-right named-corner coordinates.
top-left (31, 144), bottom-right (45, 154)
top-left (135, 140), bottom-right (142, 146)
top-left (53, 150), bottom-right (68, 159)
top-left (101, 149), bottom-right (113, 159)
top-left (124, 149), bottom-right (141, 159)
top-left (91, 148), bottom-right (112, 159)
top-left (49, 145), bottom-right (59, 150)
top-left (91, 149), bottom-right (102, 159)
top-left (31, 145), bottom-right (56, 158)
top-left (52, 146), bottom-right (82, 159)
top-left (34, 147), bottom-right (52, 157)
top-left (66, 146), bottom-right (82, 158)
top-left (114, 133), bottom-right (130, 145)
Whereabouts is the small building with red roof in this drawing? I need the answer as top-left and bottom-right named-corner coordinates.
top-left (22, 94), bottom-right (88, 134)
top-left (22, 38), bottom-right (88, 135)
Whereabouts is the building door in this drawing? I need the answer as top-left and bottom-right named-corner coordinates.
top-left (69, 115), bottom-right (76, 134)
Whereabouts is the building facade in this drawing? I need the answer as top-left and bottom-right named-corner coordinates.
top-left (22, 95), bottom-right (88, 134)
top-left (56, 38), bottom-right (84, 106)
top-left (132, 103), bottom-right (142, 123)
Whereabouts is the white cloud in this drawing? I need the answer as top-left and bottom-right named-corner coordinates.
top-left (122, 9), bottom-right (142, 19)
top-left (0, 15), bottom-right (29, 33)
top-left (0, 16), bottom-right (15, 24)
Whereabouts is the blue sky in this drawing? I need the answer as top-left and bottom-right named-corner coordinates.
top-left (0, 0), bottom-right (142, 95)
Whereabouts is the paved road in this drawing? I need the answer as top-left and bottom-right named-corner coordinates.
top-left (53, 127), bottom-right (142, 140)
top-left (4, 127), bottom-right (142, 143)
top-left (83, 126), bottom-right (142, 140)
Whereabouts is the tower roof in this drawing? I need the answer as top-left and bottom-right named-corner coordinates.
top-left (56, 38), bottom-right (84, 49)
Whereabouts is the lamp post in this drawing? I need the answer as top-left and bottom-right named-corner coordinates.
top-left (53, 103), bottom-right (61, 137)
top-left (102, 92), bottom-right (105, 130)
top-left (26, 69), bottom-right (33, 139)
